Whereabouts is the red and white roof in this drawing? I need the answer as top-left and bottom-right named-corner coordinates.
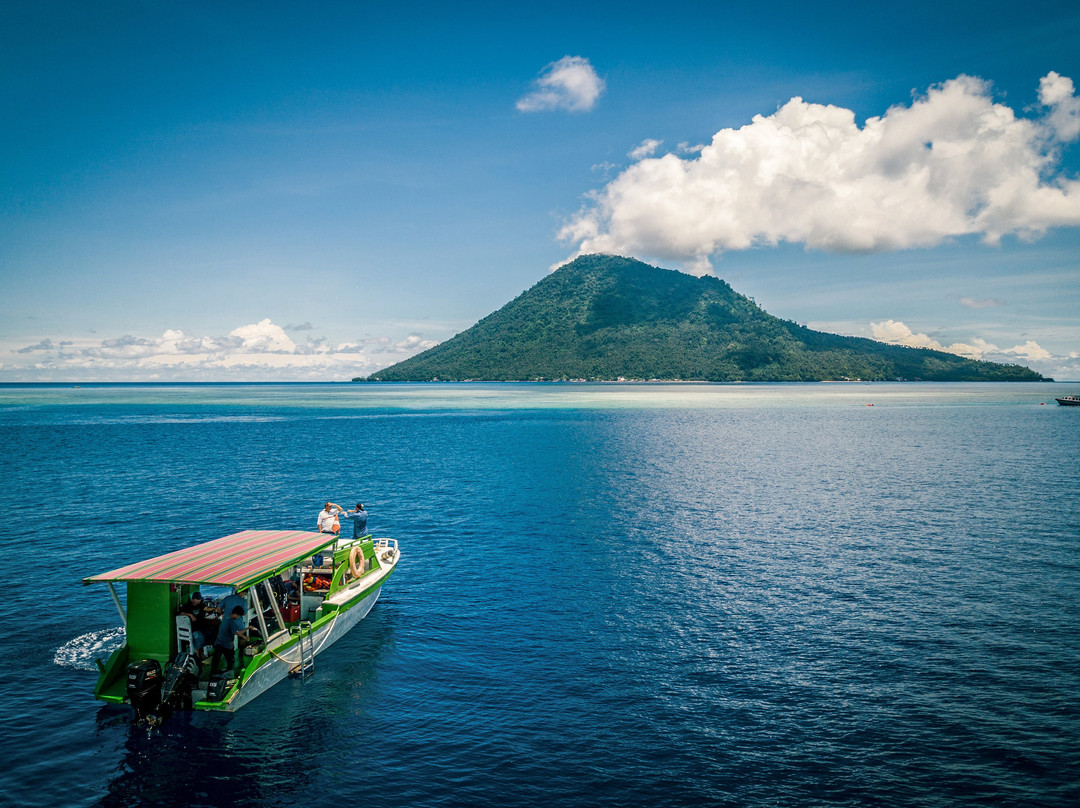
top-left (84, 530), bottom-right (336, 589)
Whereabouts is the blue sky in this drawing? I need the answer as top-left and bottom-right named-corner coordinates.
top-left (2, 0), bottom-right (1079, 380)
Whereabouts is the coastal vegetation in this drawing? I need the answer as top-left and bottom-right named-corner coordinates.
top-left (361, 255), bottom-right (1046, 382)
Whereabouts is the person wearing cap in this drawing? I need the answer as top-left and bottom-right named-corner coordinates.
top-left (340, 502), bottom-right (369, 539)
top-left (178, 591), bottom-right (216, 652)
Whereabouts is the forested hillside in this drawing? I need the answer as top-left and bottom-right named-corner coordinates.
top-left (364, 255), bottom-right (1045, 382)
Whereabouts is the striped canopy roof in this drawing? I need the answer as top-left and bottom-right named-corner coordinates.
top-left (84, 530), bottom-right (336, 589)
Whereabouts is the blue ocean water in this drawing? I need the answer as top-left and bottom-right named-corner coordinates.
top-left (1, 382), bottom-right (1078, 808)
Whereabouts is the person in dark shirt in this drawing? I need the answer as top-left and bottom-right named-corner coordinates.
top-left (219, 590), bottom-right (247, 621)
top-left (209, 606), bottom-right (249, 676)
top-left (178, 591), bottom-right (218, 651)
top-left (340, 503), bottom-right (369, 539)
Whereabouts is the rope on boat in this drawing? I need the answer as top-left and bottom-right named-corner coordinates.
top-left (264, 606), bottom-right (342, 670)
top-left (261, 552), bottom-right (395, 675)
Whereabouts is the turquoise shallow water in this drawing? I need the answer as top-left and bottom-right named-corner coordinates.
top-left (1, 382), bottom-right (1078, 807)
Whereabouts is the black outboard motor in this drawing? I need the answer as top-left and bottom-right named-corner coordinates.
top-left (159, 653), bottom-right (201, 715)
top-left (126, 659), bottom-right (162, 724)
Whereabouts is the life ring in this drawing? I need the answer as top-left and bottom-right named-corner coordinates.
top-left (349, 546), bottom-right (364, 578)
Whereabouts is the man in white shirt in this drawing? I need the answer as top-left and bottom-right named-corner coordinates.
top-left (317, 502), bottom-right (342, 534)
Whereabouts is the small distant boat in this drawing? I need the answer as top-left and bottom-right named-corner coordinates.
top-left (83, 529), bottom-right (400, 724)
top-left (1056, 395), bottom-right (1080, 406)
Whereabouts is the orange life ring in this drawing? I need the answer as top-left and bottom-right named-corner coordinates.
top-left (349, 546), bottom-right (364, 578)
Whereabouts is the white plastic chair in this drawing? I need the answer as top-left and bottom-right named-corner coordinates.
top-left (176, 615), bottom-right (196, 655)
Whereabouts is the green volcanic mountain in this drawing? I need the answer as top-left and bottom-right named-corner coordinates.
top-left (365, 255), bottom-right (1045, 382)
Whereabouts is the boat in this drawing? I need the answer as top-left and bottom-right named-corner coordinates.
top-left (83, 529), bottom-right (400, 723)
top-left (1056, 395), bottom-right (1080, 406)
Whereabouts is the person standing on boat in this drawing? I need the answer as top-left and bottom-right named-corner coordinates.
top-left (219, 589), bottom-right (247, 621)
top-left (317, 502), bottom-right (342, 534)
top-left (209, 605), bottom-right (249, 676)
top-left (340, 502), bottom-right (368, 539)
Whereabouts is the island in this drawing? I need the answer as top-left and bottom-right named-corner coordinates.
top-left (359, 255), bottom-right (1046, 383)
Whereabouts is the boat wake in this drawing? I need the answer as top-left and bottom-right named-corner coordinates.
top-left (54, 627), bottom-right (126, 670)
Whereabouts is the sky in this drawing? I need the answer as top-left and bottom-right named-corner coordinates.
top-left (2, 0), bottom-right (1079, 381)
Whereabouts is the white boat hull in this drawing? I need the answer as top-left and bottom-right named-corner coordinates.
top-left (192, 542), bottom-right (400, 712)
top-left (217, 585), bottom-right (383, 711)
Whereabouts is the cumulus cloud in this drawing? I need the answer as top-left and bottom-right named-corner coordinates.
top-left (560, 73), bottom-right (1080, 274)
top-left (229, 319), bottom-right (296, 353)
top-left (870, 319), bottom-right (1054, 364)
top-left (395, 334), bottom-right (438, 353)
top-left (1039, 71), bottom-right (1080, 141)
top-left (517, 56), bottom-right (605, 113)
top-left (629, 139), bottom-right (663, 160)
top-left (1003, 340), bottom-right (1052, 361)
top-left (3, 319), bottom-right (442, 381)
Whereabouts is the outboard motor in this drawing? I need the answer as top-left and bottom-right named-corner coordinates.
top-left (126, 659), bottom-right (162, 724)
top-left (206, 671), bottom-right (235, 702)
top-left (159, 653), bottom-right (201, 714)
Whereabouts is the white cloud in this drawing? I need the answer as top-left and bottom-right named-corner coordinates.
top-left (560, 73), bottom-right (1080, 274)
top-left (4, 320), bottom-right (441, 381)
top-left (870, 319), bottom-right (1059, 367)
top-left (1039, 71), bottom-right (1080, 141)
top-left (958, 297), bottom-right (1003, 309)
top-left (1003, 340), bottom-right (1052, 362)
top-left (628, 139), bottom-right (663, 160)
top-left (870, 320), bottom-right (944, 351)
top-left (229, 319), bottom-right (296, 353)
top-left (516, 56), bottom-right (605, 113)
top-left (395, 334), bottom-right (438, 353)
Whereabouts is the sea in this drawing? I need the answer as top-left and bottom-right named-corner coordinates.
top-left (0, 381), bottom-right (1078, 808)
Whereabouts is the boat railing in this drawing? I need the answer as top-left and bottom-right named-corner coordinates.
top-left (373, 537), bottom-right (399, 568)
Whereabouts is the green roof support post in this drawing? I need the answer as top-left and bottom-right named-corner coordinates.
top-left (107, 582), bottom-right (126, 626)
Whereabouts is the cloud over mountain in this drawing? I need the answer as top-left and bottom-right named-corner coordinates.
top-left (868, 318), bottom-right (1079, 380)
top-left (561, 74), bottom-right (1080, 274)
